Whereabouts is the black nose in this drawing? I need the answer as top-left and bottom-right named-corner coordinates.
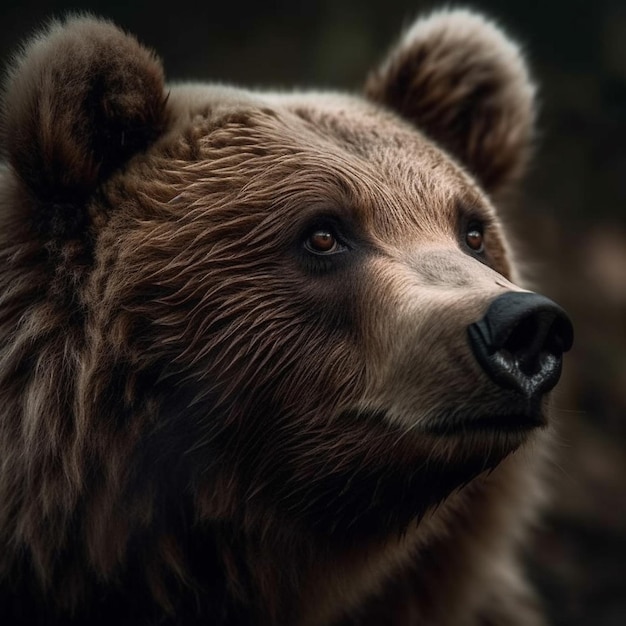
top-left (467, 292), bottom-right (573, 398)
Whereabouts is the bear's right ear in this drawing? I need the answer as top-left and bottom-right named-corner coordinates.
top-left (1, 16), bottom-right (167, 214)
top-left (365, 10), bottom-right (535, 198)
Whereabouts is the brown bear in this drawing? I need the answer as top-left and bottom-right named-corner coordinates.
top-left (0, 9), bottom-right (573, 626)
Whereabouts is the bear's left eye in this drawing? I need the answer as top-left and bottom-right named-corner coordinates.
top-left (465, 223), bottom-right (485, 254)
top-left (305, 228), bottom-right (341, 255)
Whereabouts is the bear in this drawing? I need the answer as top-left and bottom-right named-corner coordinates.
top-left (0, 9), bottom-right (573, 626)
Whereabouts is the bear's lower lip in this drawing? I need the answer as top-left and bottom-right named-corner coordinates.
top-left (422, 410), bottom-right (545, 436)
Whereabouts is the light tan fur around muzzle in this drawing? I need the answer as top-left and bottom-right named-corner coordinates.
top-left (360, 246), bottom-right (528, 430)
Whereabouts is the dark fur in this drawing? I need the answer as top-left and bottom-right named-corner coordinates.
top-left (1, 11), bottom-right (549, 626)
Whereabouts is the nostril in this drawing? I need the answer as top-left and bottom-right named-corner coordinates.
top-left (503, 311), bottom-right (558, 376)
top-left (468, 292), bottom-right (574, 398)
top-left (504, 315), bottom-right (539, 374)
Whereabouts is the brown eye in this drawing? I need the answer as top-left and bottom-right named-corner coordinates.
top-left (466, 226), bottom-right (484, 253)
top-left (306, 229), bottom-right (338, 254)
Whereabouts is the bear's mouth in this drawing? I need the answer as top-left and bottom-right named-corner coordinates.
top-left (341, 398), bottom-right (545, 438)
top-left (422, 404), bottom-right (546, 436)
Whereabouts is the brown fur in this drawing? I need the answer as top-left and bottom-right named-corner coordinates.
top-left (0, 10), bottom-right (552, 626)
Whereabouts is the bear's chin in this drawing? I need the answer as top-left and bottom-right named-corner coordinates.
top-left (278, 448), bottom-right (518, 542)
top-left (262, 405), bottom-right (538, 542)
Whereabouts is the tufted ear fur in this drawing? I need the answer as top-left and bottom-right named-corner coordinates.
top-left (365, 9), bottom-right (535, 197)
top-left (1, 16), bottom-right (168, 237)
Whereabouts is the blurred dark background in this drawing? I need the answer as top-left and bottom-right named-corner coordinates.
top-left (1, 1), bottom-right (625, 624)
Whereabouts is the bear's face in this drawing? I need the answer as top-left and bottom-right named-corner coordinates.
top-left (83, 94), bottom-right (524, 533)
top-left (0, 12), bottom-right (571, 547)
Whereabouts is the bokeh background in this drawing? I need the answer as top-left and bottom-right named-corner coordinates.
top-left (1, 1), bottom-right (625, 624)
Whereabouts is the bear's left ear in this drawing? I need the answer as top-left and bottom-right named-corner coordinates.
top-left (365, 10), bottom-right (535, 197)
top-left (1, 16), bottom-right (168, 211)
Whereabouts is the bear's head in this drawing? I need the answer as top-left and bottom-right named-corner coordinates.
top-left (0, 10), bottom-right (572, 620)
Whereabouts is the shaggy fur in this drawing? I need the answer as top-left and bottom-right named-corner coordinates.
top-left (0, 10), bottom-right (559, 626)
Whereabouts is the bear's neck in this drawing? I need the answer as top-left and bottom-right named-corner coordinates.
top-left (211, 487), bottom-right (471, 626)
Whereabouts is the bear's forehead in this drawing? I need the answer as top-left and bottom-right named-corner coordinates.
top-left (156, 87), bottom-right (493, 243)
